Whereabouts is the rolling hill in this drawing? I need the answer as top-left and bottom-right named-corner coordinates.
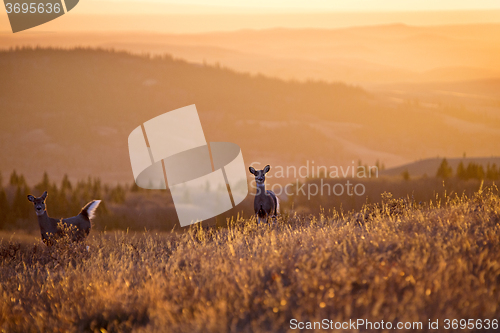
top-left (381, 157), bottom-right (500, 178)
top-left (2, 24), bottom-right (500, 84)
top-left (0, 48), bottom-right (499, 185)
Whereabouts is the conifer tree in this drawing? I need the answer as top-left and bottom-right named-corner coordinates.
top-left (35, 171), bottom-right (51, 194)
top-left (0, 175), bottom-right (9, 229)
top-left (61, 174), bottom-right (72, 192)
top-left (9, 170), bottom-right (19, 186)
top-left (12, 184), bottom-right (31, 220)
top-left (486, 163), bottom-right (499, 180)
top-left (110, 184), bottom-right (126, 204)
top-left (436, 158), bottom-right (453, 179)
top-left (456, 161), bottom-right (466, 180)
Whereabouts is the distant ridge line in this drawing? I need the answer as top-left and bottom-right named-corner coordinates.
top-left (381, 157), bottom-right (500, 177)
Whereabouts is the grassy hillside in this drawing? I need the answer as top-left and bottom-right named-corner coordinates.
top-left (1, 187), bottom-right (499, 332)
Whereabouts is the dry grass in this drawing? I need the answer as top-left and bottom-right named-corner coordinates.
top-left (1, 187), bottom-right (499, 332)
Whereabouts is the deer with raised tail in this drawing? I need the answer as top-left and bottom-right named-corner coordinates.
top-left (249, 165), bottom-right (279, 224)
top-left (27, 191), bottom-right (101, 245)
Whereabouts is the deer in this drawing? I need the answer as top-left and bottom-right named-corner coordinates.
top-left (249, 165), bottom-right (279, 224)
top-left (27, 191), bottom-right (101, 245)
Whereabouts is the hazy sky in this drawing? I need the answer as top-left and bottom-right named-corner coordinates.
top-left (2, 0), bottom-right (500, 33)
top-left (120, 0), bottom-right (500, 11)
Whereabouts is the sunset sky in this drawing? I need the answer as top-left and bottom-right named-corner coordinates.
top-left (1, 0), bottom-right (500, 33)
top-left (88, 0), bottom-right (500, 12)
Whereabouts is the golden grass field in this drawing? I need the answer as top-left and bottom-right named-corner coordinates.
top-left (1, 186), bottom-right (499, 332)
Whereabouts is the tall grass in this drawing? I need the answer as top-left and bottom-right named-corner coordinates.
top-left (1, 187), bottom-right (499, 332)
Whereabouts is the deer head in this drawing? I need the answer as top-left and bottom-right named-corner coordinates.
top-left (27, 191), bottom-right (48, 216)
top-left (249, 165), bottom-right (271, 185)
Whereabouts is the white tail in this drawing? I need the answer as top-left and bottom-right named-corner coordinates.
top-left (81, 200), bottom-right (101, 220)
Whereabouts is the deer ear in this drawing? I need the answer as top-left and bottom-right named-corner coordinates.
top-left (263, 165), bottom-right (271, 173)
top-left (41, 191), bottom-right (48, 200)
top-left (249, 167), bottom-right (256, 175)
top-left (27, 195), bottom-right (35, 202)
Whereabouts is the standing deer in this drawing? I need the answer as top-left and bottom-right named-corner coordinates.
top-left (27, 191), bottom-right (101, 245)
top-left (249, 165), bottom-right (279, 224)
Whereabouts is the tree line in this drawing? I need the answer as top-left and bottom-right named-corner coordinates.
top-left (0, 171), bottom-right (133, 230)
top-left (436, 159), bottom-right (500, 180)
